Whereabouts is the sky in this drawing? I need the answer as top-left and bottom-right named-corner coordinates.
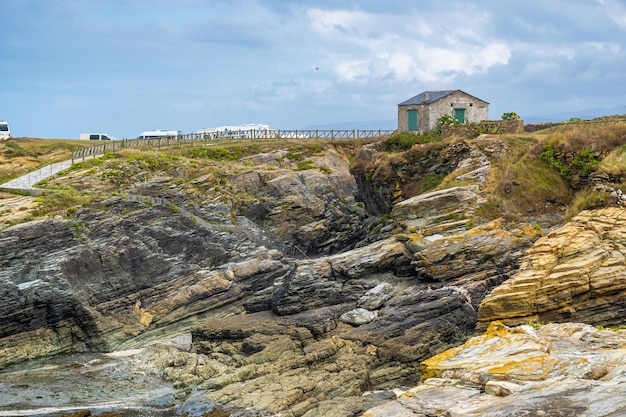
top-left (1, 0), bottom-right (626, 139)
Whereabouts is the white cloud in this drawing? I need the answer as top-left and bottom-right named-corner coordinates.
top-left (585, 41), bottom-right (622, 54)
top-left (303, 7), bottom-right (511, 87)
top-left (598, 0), bottom-right (626, 29)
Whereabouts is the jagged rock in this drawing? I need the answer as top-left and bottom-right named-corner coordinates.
top-left (478, 207), bottom-right (626, 328)
top-left (339, 308), bottom-right (378, 325)
top-left (267, 237), bottom-right (412, 316)
top-left (357, 282), bottom-right (394, 310)
top-left (188, 282), bottom-right (481, 416)
top-left (364, 322), bottom-right (626, 416)
top-left (232, 147), bottom-right (367, 256)
top-left (352, 140), bottom-right (479, 217)
top-left (391, 182), bottom-right (493, 240)
top-left (454, 147), bottom-right (491, 185)
top-left (392, 185), bottom-right (483, 233)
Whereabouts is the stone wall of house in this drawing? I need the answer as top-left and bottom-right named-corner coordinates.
top-left (398, 91), bottom-right (489, 133)
top-left (442, 120), bottom-right (524, 139)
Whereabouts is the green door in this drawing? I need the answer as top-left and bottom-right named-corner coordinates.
top-left (408, 109), bottom-right (418, 131)
top-left (454, 108), bottom-right (466, 124)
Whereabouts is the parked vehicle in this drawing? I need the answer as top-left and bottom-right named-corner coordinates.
top-left (0, 121), bottom-right (11, 140)
top-left (79, 133), bottom-right (117, 141)
top-left (137, 130), bottom-right (181, 139)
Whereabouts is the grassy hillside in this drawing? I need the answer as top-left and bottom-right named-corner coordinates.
top-left (2, 118), bottom-right (626, 229)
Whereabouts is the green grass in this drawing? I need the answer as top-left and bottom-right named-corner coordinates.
top-left (383, 131), bottom-right (441, 152)
top-left (30, 191), bottom-right (93, 218)
top-left (283, 144), bottom-right (324, 161)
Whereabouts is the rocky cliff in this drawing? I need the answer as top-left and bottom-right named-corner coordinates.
top-left (1, 128), bottom-right (626, 416)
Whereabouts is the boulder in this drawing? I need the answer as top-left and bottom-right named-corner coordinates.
top-left (340, 308), bottom-right (378, 325)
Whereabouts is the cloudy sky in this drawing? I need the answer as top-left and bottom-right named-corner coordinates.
top-left (2, 0), bottom-right (626, 139)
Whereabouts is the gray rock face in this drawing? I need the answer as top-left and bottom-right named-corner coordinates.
top-left (0, 200), bottom-right (292, 366)
top-left (231, 148), bottom-right (367, 257)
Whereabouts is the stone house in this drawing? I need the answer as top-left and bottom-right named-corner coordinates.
top-left (397, 90), bottom-right (489, 134)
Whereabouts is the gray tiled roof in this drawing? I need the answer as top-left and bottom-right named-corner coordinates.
top-left (398, 90), bottom-right (458, 105)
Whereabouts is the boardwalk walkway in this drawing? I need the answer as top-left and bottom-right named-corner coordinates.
top-left (0, 155), bottom-right (101, 195)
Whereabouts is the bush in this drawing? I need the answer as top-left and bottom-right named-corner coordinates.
top-left (502, 111), bottom-right (520, 120)
top-left (566, 189), bottom-right (610, 220)
top-left (540, 142), bottom-right (570, 180)
top-left (436, 114), bottom-right (460, 134)
top-left (31, 191), bottom-right (92, 217)
top-left (189, 146), bottom-right (244, 160)
top-left (571, 148), bottom-right (600, 176)
top-left (296, 159), bottom-right (316, 171)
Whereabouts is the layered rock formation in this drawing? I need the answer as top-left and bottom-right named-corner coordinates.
top-left (478, 206), bottom-right (626, 328)
top-left (0, 199), bottom-right (292, 366)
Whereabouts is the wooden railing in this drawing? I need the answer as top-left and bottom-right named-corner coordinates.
top-left (71, 129), bottom-right (396, 163)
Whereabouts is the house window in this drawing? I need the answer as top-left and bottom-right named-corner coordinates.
top-left (454, 108), bottom-right (466, 124)
top-left (408, 109), bottom-right (418, 131)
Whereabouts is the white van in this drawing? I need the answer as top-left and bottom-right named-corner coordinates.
top-left (0, 121), bottom-right (11, 140)
top-left (80, 133), bottom-right (117, 141)
top-left (137, 130), bottom-right (181, 139)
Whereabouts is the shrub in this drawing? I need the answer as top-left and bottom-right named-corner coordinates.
top-left (31, 191), bottom-right (92, 217)
top-left (189, 146), bottom-right (244, 160)
top-left (436, 114), bottom-right (460, 134)
top-left (413, 173), bottom-right (446, 195)
top-left (297, 159), bottom-right (316, 171)
top-left (571, 148), bottom-right (600, 176)
top-left (540, 142), bottom-right (570, 180)
top-left (501, 111), bottom-right (520, 120)
top-left (284, 144), bottom-right (324, 161)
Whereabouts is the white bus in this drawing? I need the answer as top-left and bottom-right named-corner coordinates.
top-left (0, 121), bottom-right (11, 140)
top-left (79, 133), bottom-right (117, 141)
top-left (137, 130), bottom-right (181, 139)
